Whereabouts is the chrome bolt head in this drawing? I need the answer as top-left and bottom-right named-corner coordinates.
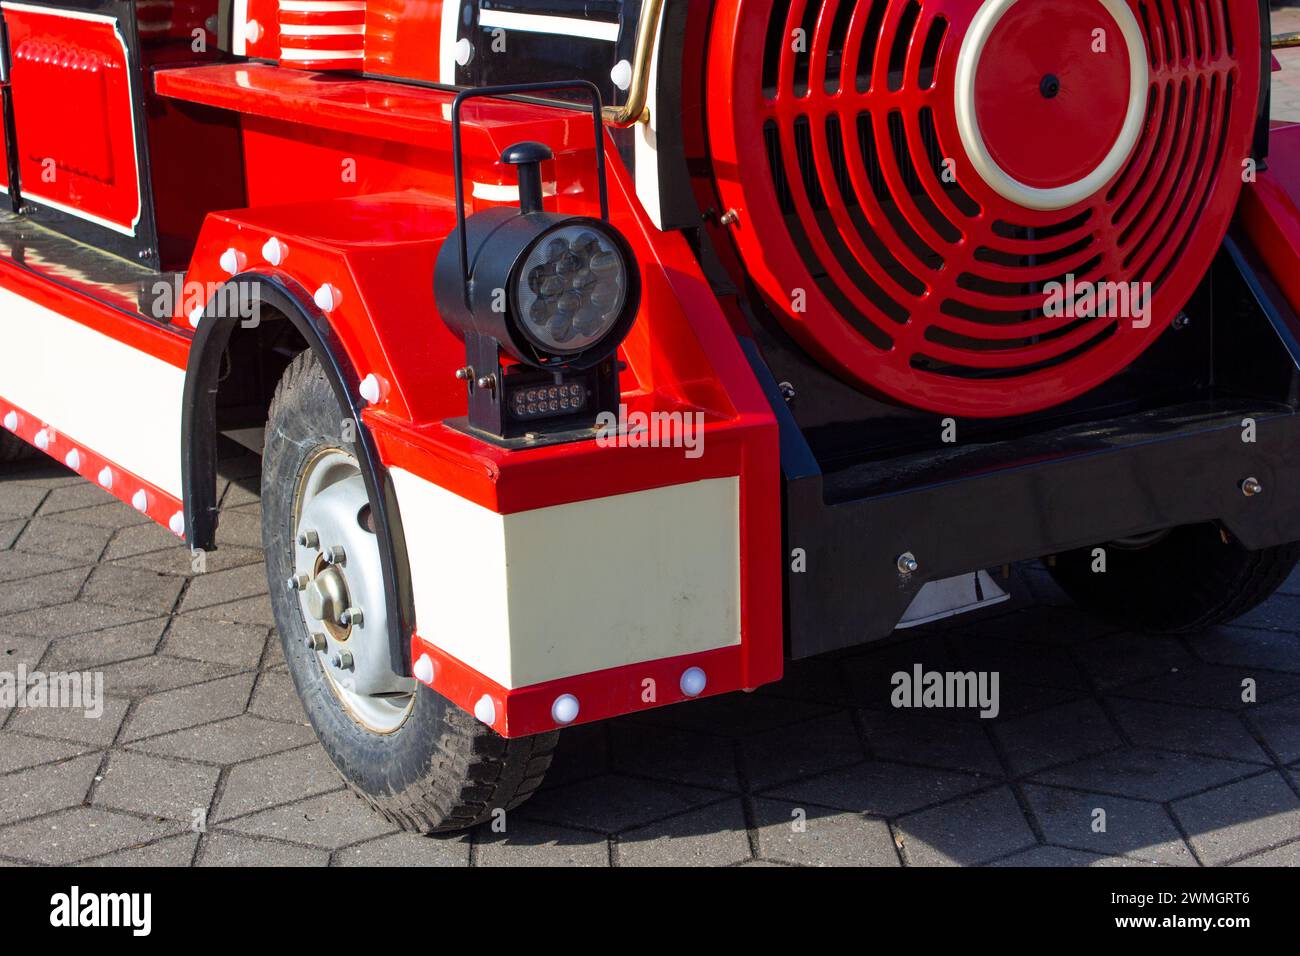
top-left (1242, 477), bottom-right (1264, 498)
top-left (454, 366), bottom-right (474, 382)
top-left (326, 545), bottom-right (347, 566)
top-left (331, 651), bottom-right (354, 670)
top-left (340, 607), bottom-right (364, 628)
top-left (897, 552), bottom-right (919, 575)
top-left (476, 374), bottom-right (497, 391)
top-left (304, 633), bottom-right (327, 652)
top-left (297, 529), bottom-right (319, 549)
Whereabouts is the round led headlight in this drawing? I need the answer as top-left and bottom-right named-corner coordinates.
top-left (514, 223), bottom-right (631, 356)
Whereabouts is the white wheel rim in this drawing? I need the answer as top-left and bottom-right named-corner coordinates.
top-left (292, 449), bottom-right (415, 735)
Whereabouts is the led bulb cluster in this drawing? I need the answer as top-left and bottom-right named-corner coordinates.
top-left (517, 226), bottom-right (627, 354)
top-left (511, 382), bottom-right (587, 421)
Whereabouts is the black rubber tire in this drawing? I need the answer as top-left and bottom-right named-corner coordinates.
top-left (0, 431), bottom-right (35, 462)
top-left (1048, 522), bottom-right (1300, 634)
top-left (262, 351), bottom-right (559, 833)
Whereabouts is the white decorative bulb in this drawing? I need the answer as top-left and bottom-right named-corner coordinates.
top-left (680, 667), bottom-right (708, 698)
top-left (611, 59), bottom-right (633, 91)
top-left (413, 655), bottom-right (435, 685)
top-left (551, 694), bottom-right (580, 725)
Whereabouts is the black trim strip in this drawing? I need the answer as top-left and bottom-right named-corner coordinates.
top-left (181, 275), bottom-right (415, 674)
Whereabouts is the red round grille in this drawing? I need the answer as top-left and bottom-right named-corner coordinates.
top-left (707, 0), bottom-right (1262, 417)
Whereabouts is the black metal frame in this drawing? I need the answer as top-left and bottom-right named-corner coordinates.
top-left (756, 233), bottom-right (1300, 659)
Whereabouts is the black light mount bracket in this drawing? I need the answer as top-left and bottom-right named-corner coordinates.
top-left (450, 80), bottom-right (609, 310)
top-left (437, 80), bottom-right (636, 447)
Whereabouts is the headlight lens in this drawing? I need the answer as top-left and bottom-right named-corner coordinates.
top-left (515, 224), bottom-right (630, 355)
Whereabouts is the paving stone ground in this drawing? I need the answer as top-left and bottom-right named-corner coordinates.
top-left (2, 449), bottom-right (1299, 868)
top-left (1273, 5), bottom-right (1300, 122)
top-left (4, 13), bottom-right (1300, 868)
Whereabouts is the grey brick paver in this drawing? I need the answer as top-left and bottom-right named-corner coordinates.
top-left (1172, 772), bottom-right (1300, 866)
top-left (2, 405), bottom-right (1300, 865)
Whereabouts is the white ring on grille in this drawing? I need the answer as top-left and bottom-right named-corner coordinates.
top-left (954, 0), bottom-right (1149, 211)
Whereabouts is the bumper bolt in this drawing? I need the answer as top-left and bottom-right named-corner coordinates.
top-left (297, 529), bottom-right (319, 549)
top-left (331, 651), bottom-right (354, 670)
top-left (897, 552), bottom-right (919, 575)
top-left (1241, 477), bottom-right (1264, 498)
top-left (304, 633), bottom-right (326, 652)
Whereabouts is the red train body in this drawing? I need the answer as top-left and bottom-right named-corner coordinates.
top-left (1, 0), bottom-right (1297, 831)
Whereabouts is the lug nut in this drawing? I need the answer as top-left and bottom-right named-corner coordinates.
top-left (1241, 477), bottom-right (1264, 498)
top-left (340, 607), bottom-right (364, 628)
top-left (326, 546), bottom-right (347, 566)
top-left (897, 552), bottom-right (919, 575)
top-left (297, 529), bottom-right (319, 549)
top-left (286, 574), bottom-right (309, 592)
top-left (331, 651), bottom-right (354, 670)
top-left (304, 633), bottom-right (326, 652)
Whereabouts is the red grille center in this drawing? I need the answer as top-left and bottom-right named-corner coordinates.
top-left (707, 0), bottom-right (1262, 418)
top-left (975, 0), bottom-right (1131, 189)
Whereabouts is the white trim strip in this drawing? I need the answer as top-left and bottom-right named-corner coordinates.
top-left (232, 0), bottom-right (249, 56)
top-left (278, 23), bottom-right (365, 35)
top-left (277, 1), bottom-right (366, 10)
top-left (477, 9), bottom-right (620, 43)
top-left (279, 47), bottom-right (364, 60)
top-left (21, 190), bottom-right (137, 237)
top-left (0, 284), bottom-right (184, 496)
top-left (472, 181), bottom-right (557, 203)
top-left (440, 0), bottom-right (462, 84)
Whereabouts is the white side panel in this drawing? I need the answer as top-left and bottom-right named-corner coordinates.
top-left (392, 470), bottom-right (742, 689)
top-left (390, 469), bottom-right (514, 682)
top-left (439, 0), bottom-right (462, 85)
top-left (633, 12), bottom-right (666, 230)
top-left (0, 284), bottom-right (185, 496)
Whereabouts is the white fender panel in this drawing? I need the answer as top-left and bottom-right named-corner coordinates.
top-left (392, 469), bottom-right (742, 689)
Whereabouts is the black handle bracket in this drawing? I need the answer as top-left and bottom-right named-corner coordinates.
top-left (450, 80), bottom-right (609, 311)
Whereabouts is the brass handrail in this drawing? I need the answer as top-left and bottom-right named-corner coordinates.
top-left (602, 0), bottom-right (666, 127)
top-left (1274, 31), bottom-right (1300, 50)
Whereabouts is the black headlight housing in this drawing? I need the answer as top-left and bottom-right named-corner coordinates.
top-left (434, 83), bottom-right (642, 445)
